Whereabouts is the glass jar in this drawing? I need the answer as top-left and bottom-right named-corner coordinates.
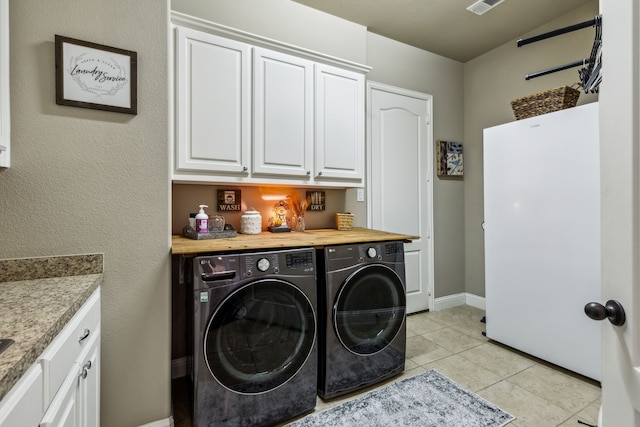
top-left (209, 215), bottom-right (225, 232)
top-left (292, 215), bottom-right (305, 232)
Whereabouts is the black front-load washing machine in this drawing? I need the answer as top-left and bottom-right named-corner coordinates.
top-left (190, 248), bottom-right (317, 426)
top-left (317, 241), bottom-right (407, 400)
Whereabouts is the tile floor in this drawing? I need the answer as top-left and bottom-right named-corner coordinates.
top-left (173, 304), bottom-right (601, 427)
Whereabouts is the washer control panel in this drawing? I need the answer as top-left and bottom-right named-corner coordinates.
top-left (242, 249), bottom-right (315, 277)
top-left (245, 254), bottom-right (280, 276)
top-left (285, 251), bottom-right (314, 269)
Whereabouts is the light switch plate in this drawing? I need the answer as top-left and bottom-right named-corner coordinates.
top-left (356, 188), bottom-right (365, 202)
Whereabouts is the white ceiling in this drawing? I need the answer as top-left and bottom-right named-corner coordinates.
top-left (291, 0), bottom-right (595, 62)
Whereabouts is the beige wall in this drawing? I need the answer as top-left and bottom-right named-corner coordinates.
top-left (1, 1), bottom-right (171, 426)
top-left (463, 1), bottom-right (599, 297)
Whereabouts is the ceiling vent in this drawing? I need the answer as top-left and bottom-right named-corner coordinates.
top-left (466, 0), bottom-right (506, 15)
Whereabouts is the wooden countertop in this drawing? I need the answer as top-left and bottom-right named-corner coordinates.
top-left (172, 228), bottom-right (419, 255)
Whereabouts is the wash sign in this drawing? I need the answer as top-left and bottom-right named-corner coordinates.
top-left (217, 189), bottom-right (241, 212)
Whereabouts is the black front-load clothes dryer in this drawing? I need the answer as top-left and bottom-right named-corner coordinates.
top-left (317, 241), bottom-right (407, 400)
top-left (190, 248), bottom-right (317, 427)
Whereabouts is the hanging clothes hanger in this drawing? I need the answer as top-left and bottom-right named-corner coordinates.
top-left (579, 15), bottom-right (602, 93)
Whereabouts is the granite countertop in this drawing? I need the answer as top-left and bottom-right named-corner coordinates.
top-left (0, 254), bottom-right (103, 402)
top-left (172, 227), bottom-right (419, 255)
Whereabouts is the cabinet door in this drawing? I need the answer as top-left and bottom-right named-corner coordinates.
top-left (0, 363), bottom-right (43, 427)
top-left (77, 331), bottom-right (100, 427)
top-left (253, 47), bottom-right (313, 178)
top-left (175, 26), bottom-right (251, 174)
top-left (40, 330), bottom-right (100, 427)
top-left (0, 0), bottom-right (9, 168)
top-left (315, 64), bottom-right (364, 181)
top-left (39, 365), bottom-right (79, 427)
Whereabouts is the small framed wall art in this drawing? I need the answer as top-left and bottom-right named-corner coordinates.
top-left (217, 189), bottom-right (241, 212)
top-left (307, 191), bottom-right (325, 211)
top-left (436, 140), bottom-right (463, 177)
top-left (55, 35), bottom-right (137, 115)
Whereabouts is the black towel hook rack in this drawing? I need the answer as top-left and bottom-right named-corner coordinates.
top-left (517, 16), bottom-right (600, 47)
top-left (518, 15), bottom-right (602, 92)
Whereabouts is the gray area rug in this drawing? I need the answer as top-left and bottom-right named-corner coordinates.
top-left (288, 369), bottom-right (514, 427)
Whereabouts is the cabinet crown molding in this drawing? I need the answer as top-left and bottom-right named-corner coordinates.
top-left (171, 11), bottom-right (371, 75)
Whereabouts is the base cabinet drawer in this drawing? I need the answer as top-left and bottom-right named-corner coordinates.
top-left (40, 289), bottom-right (100, 406)
top-left (0, 363), bottom-right (44, 426)
top-left (40, 330), bottom-right (100, 427)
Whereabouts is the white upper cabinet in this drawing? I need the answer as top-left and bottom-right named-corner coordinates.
top-left (175, 26), bottom-right (251, 175)
top-left (253, 47), bottom-right (313, 179)
top-left (315, 63), bottom-right (364, 181)
top-left (0, 0), bottom-right (10, 168)
top-left (171, 13), bottom-right (370, 187)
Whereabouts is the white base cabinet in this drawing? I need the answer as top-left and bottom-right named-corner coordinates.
top-left (0, 0), bottom-right (10, 168)
top-left (40, 330), bottom-right (100, 427)
top-left (172, 14), bottom-right (369, 187)
top-left (0, 288), bottom-right (101, 427)
top-left (0, 363), bottom-right (44, 426)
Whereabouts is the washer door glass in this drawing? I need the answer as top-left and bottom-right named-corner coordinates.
top-left (334, 265), bottom-right (406, 355)
top-left (204, 279), bottom-right (316, 394)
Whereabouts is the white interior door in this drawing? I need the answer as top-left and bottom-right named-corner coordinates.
top-left (597, 0), bottom-right (640, 425)
top-left (367, 82), bottom-right (434, 314)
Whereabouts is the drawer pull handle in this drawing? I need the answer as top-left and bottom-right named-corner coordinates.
top-left (79, 329), bottom-right (90, 343)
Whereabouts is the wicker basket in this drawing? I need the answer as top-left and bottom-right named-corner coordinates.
top-left (335, 212), bottom-right (355, 231)
top-left (511, 85), bottom-right (581, 120)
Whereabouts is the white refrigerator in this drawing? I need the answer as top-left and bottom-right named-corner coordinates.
top-left (483, 102), bottom-right (601, 381)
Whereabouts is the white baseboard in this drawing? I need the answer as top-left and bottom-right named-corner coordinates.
top-left (465, 293), bottom-right (486, 310)
top-left (172, 356), bottom-right (189, 379)
top-left (138, 417), bottom-right (174, 427)
top-left (433, 293), bottom-right (485, 311)
top-left (433, 293), bottom-right (466, 310)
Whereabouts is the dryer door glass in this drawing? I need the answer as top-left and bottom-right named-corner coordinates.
top-left (204, 279), bottom-right (316, 394)
top-left (334, 265), bottom-right (406, 355)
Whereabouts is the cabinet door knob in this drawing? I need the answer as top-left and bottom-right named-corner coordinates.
top-left (78, 360), bottom-right (93, 380)
top-left (318, 171), bottom-right (323, 176)
top-left (243, 166), bottom-right (248, 172)
top-left (79, 328), bottom-right (90, 343)
top-left (306, 170), bottom-right (311, 175)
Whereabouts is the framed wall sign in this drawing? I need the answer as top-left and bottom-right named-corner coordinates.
top-left (217, 189), bottom-right (241, 212)
top-left (436, 140), bottom-right (463, 177)
top-left (55, 35), bottom-right (137, 115)
top-left (307, 191), bottom-right (325, 211)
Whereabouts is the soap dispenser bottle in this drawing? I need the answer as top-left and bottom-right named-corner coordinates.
top-left (195, 205), bottom-right (209, 233)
